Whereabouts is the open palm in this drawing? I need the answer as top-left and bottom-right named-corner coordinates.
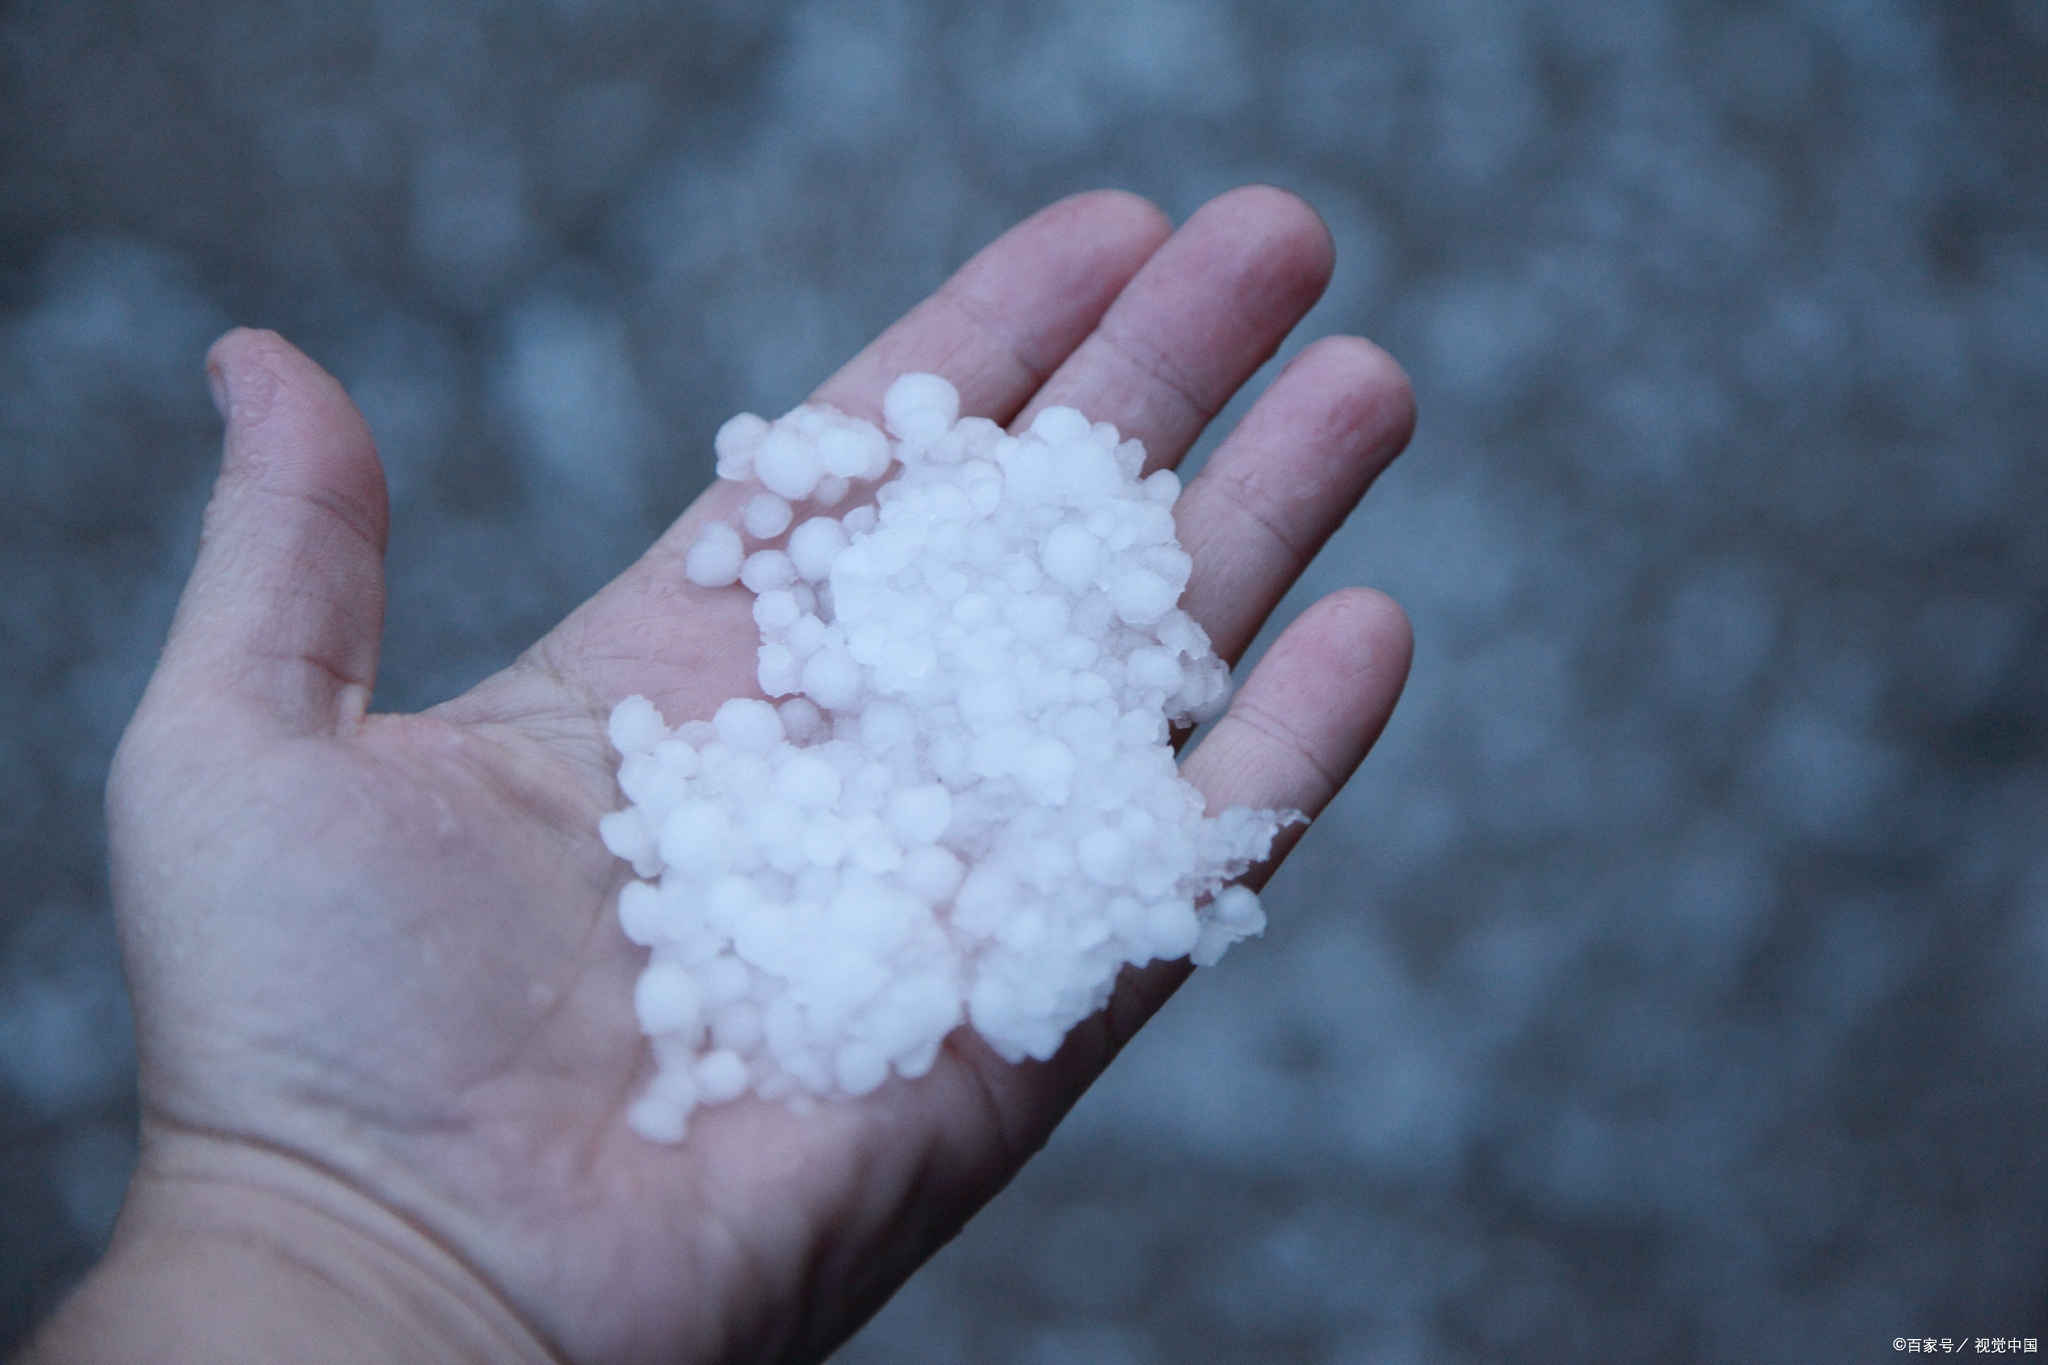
top-left (84, 187), bottom-right (1415, 1365)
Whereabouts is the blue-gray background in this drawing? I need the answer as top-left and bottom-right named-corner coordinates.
top-left (3, 0), bottom-right (2044, 1359)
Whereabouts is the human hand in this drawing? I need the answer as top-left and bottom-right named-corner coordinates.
top-left (30, 186), bottom-right (1414, 1365)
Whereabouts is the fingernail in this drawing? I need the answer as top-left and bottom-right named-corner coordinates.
top-left (206, 361), bottom-right (231, 423)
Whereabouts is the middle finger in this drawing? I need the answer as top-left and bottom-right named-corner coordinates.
top-left (1015, 184), bottom-right (1336, 471)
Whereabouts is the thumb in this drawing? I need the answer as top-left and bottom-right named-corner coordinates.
top-left (154, 328), bottom-right (390, 736)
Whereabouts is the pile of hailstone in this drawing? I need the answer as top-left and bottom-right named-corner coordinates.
top-left (600, 373), bottom-right (1292, 1142)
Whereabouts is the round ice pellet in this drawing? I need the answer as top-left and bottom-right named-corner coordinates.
top-left (754, 589), bottom-right (801, 632)
top-left (1040, 524), bottom-right (1101, 591)
top-left (776, 696), bottom-right (827, 745)
top-left (713, 698), bottom-right (784, 752)
top-left (743, 493), bottom-right (793, 540)
top-left (607, 694), bottom-right (670, 756)
top-left (740, 549), bottom-right (797, 593)
top-left (787, 517), bottom-right (849, 582)
top-left (695, 1050), bottom-right (750, 1103)
top-left (635, 961), bottom-right (704, 1035)
top-left (755, 427), bottom-right (822, 500)
top-left (883, 372), bottom-right (959, 445)
top-left (1029, 405), bottom-right (1090, 443)
top-left (801, 650), bottom-right (863, 711)
top-left (714, 412), bottom-right (769, 481)
top-left (684, 522), bottom-right (744, 587)
top-left (777, 753), bottom-right (843, 808)
top-left (1108, 568), bottom-right (1177, 624)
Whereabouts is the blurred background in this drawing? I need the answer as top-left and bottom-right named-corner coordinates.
top-left (2, 0), bottom-right (2044, 1359)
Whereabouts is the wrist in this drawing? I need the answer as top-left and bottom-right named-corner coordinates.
top-left (26, 1130), bottom-right (560, 1365)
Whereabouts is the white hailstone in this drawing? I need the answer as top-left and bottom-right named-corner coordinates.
top-left (801, 650), bottom-right (863, 711)
top-left (714, 413), bottom-right (770, 481)
top-left (740, 549), bottom-right (797, 593)
top-left (757, 645), bottom-right (802, 697)
top-left (607, 694), bottom-right (670, 756)
top-left (1040, 524), bottom-right (1103, 591)
top-left (695, 1050), bottom-right (750, 1103)
top-left (787, 517), bottom-right (849, 582)
top-left (1108, 568), bottom-right (1177, 625)
top-left (604, 373), bottom-right (1293, 1142)
top-left (885, 784), bottom-right (952, 845)
top-left (776, 753), bottom-right (842, 808)
top-left (684, 521), bottom-right (745, 588)
top-left (776, 697), bottom-right (827, 745)
top-left (753, 589), bottom-right (802, 632)
top-left (616, 879), bottom-right (666, 945)
top-left (714, 698), bottom-right (785, 752)
top-left (1029, 405), bottom-right (1091, 443)
top-left (627, 1068), bottom-right (697, 1143)
top-left (743, 493), bottom-right (794, 540)
top-left (755, 427), bottom-right (822, 501)
top-left (660, 802), bottom-right (732, 875)
top-left (598, 810), bottom-right (657, 879)
top-left (634, 959), bottom-right (703, 1034)
top-left (883, 372), bottom-right (960, 445)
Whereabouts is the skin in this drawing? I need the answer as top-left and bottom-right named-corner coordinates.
top-left (26, 185), bottom-right (1416, 1365)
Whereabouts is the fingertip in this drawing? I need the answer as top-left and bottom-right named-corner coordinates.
top-left (1187, 184), bottom-right (1336, 295)
top-left (207, 328), bottom-right (387, 550)
top-left (1318, 585), bottom-right (1414, 714)
top-left (1043, 187), bottom-right (1174, 247)
top-left (1289, 335), bottom-right (1418, 457)
top-left (206, 328), bottom-right (302, 426)
top-left (206, 324), bottom-right (283, 368)
top-left (1280, 585), bottom-right (1415, 730)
